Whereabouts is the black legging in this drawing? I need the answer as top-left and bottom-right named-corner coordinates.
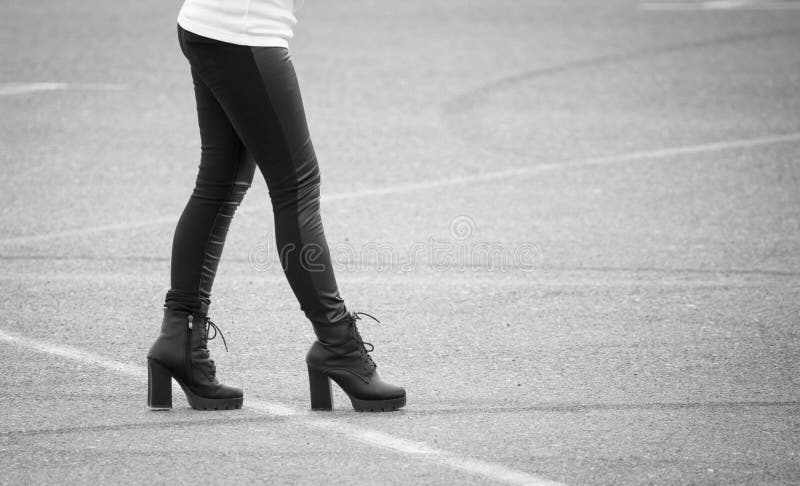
top-left (165, 25), bottom-right (348, 327)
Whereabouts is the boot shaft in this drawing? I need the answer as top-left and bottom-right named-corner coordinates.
top-left (306, 312), bottom-right (376, 377)
top-left (147, 309), bottom-right (218, 387)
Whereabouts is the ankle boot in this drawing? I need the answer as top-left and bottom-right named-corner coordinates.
top-left (147, 309), bottom-right (243, 411)
top-left (306, 312), bottom-right (406, 412)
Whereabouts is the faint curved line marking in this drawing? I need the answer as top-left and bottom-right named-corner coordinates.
top-left (442, 27), bottom-right (800, 115)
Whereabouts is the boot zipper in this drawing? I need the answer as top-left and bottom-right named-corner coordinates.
top-left (186, 314), bottom-right (193, 387)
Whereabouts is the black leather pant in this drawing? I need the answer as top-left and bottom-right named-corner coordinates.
top-left (165, 25), bottom-right (348, 326)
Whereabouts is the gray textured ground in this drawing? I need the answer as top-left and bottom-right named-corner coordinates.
top-left (1, 0), bottom-right (799, 484)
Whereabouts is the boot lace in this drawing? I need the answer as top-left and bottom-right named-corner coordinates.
top-left (198, 318), bottom-right (229, 380)
top-left (352, 311), bottom-right (379, 371)
top-left (204, 318), bottom-right (229, 352)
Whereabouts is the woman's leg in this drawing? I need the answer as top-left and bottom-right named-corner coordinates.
top-left (178, 27), bottom-right (347, 326)
top-left (164, 67), bottom-right (256, 315)
top-left (148, 54), bottom-right (253, 411)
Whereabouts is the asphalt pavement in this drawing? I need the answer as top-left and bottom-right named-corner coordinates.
top-left (1, 0), bottom-right (799, 484)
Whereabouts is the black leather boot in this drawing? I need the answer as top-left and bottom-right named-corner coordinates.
top-left (306, 312), bottom-right (406, 412)
top-left (147, 308), bottom-right (243, 410)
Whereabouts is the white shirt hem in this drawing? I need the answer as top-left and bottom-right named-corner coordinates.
top-left (178, 16), bottom-right (290, 48)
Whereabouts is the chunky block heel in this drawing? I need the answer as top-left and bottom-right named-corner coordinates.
top-left (308, 366), bottom-right (333, 410)
top-left (148, 358), bottom-right (173, 410)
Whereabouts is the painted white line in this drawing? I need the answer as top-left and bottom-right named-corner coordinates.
top-left (321, 132), bottom-right (800, 200)
top-left (439, 455), bottom-right (565, 486)
top-left (0, 328), bottom-right (143, 377)
top-left (640, 0), bottom-right (800, 10)
top-left (0, 82), bottom-right (129, 96)
top-left (0, 328), bottom-right (565, 486)
top-left (2, 131), bottom-right (799, 247)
